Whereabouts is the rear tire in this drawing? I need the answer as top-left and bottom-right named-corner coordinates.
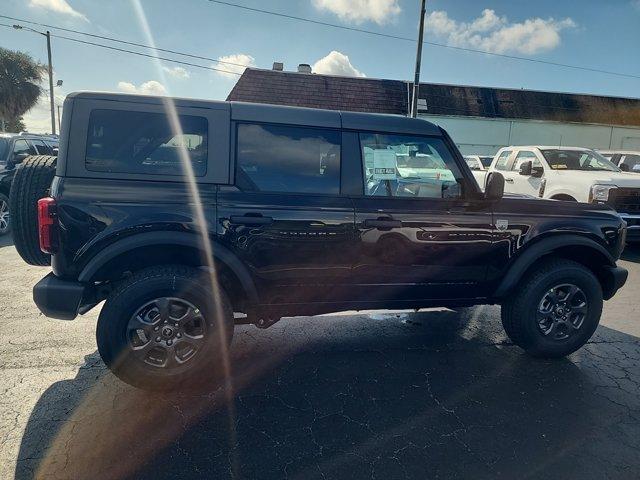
top-left (501, 259), bottom-right (602, 358)
top-left (96, 265), bottom-right (234, 391)
top-left (9, 155), bottom-right (57, 266)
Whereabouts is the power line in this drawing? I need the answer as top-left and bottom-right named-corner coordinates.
top-left (0, 14), bottom-right (250, 69)
top-left (207, 0), bottom-right (640, 81)
top-left (0, 22), bottom-right (241, 75)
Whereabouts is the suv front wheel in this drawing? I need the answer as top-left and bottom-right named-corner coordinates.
top-left (96, 265), bottom-right (234, 390)
top-left (501, 259), bottom-right (603, 358)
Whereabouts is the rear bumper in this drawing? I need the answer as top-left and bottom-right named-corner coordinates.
top-left (600, 266), bottom-right (628, 301)
top-left (33, 273), bottom-right (85, 320)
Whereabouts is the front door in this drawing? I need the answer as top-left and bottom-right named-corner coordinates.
top-left (508, 150), bottom-right (544, 197)
top-left (217, 122), bottom-right (356, 305)
top-left (349, 132), bottom-right (494, 303)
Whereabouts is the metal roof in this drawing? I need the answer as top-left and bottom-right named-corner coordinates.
top-left (227, 68), bottom-right (640, 127)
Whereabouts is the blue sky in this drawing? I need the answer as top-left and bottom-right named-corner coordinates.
top-left (1, 0), bottom-right (640, 133)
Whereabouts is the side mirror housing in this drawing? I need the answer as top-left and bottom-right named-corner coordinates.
top-left (519, 160), bottom-right (532, 176)
top-left (485, 172), bottom-right (504, 201)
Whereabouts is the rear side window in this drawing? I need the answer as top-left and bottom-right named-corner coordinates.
top-left (236, 123), bottom-right (341, 194)
top-left (494, 150), bottom-right (512, 171)
top-left (85, 109), bottom-right (208, 176)
top-left (31, 139), bottom-right (54, 155)
top-left (621, 154), bottom-right (640, 172)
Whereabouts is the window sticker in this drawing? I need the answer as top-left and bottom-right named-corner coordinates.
top-left (371, 150), bottom-right (397, 180)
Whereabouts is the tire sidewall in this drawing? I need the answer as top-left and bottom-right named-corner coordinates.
top-left (97, 271), bottom-right (233, 389)
top-left (519, 265), bottom-right (603, 357)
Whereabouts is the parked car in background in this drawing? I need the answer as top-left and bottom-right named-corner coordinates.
top-left (9, 92), bottom-right (629, 390)
top-left (486, 146), bottom-right (640, 242)
top-left (599, 150), bottom-right (640, 173)
top-left (0, 133), bottom-right (59, 236)
top-left (464, 155), bottom-right (494, 187)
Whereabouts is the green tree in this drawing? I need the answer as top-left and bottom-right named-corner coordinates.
top-left (0, 47), bottom-right (44, 132)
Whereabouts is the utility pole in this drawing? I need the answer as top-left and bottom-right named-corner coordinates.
top-left (411, 0), bottom-right (427, 118)
top-left (57, 105), bottom-right (61, 132)
top-left (45, 31), bottom-right (56, 135)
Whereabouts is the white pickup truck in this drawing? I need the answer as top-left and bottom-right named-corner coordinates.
top-left (476, 146), bottom-right (640, 242)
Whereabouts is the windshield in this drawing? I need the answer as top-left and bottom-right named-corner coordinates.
top-left (541, 149), bottom-right (620, 172)
top-left (0, 139), bottom-right (8, 160)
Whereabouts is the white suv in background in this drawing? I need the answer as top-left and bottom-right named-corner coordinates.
top-left (487, 146), bottom-right (640, 241)
top-left (599, 150), bottom-right (640, 174)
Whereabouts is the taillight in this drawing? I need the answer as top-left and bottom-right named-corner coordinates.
top-left (38, 197), bottom-right (58, 254)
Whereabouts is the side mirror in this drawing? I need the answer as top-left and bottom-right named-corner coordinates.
top-left (531, 166), bottom-right (544, 178)
top-left (620, 163), bottom-right (630, 172)
top-left (485, 172), bottom-right (504, 201)
top-left (12, 152), bottom-right (29, 165)
top-left (519, 160), bottom-right (532, 176)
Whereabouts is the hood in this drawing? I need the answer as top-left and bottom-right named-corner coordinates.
top-left (552, 170), bottom-right (640, 187)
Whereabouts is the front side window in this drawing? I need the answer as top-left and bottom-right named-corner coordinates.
top-left (494, 150), bottom-right (512, 171)
top-left (512, 151), bottom-right (542, 171)
top-left (541, 149), bottom-right (620, 172)
top-left (13, 139), bottom-right (36, 157)
top-left (360, 133), bottom-right (463, 199)
top-left (236, 123), bottom-right (341, 194)
top-left (86, 109), bottom-right (208, 176)
top-left (621, 154), bottom-right (640, 172)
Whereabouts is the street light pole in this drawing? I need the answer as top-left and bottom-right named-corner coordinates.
top-left (411, 0), bottom-right (427, 118)
top-left (45, 31), bottom-right (56, 135)
top-left (12, 25), bottom-right (57, 134)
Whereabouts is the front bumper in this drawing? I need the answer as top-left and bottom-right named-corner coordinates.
top-left (620, 214), bottom-right (640, 242)
top-left (33, 273), bottom-right (85, 320)
top-left (600, 265), bottom-right (628, 300)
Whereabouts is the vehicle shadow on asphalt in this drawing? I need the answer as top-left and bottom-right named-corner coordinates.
top-left (14, 308), bottom-right (640, 480)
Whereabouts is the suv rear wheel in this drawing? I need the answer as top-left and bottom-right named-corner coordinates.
top-left (501, 259), bottom-right (603, 358)
top-left (96, 265), bottom-right (234, 390)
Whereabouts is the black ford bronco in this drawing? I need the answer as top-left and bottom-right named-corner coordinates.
top-left (12, 92), bottom-right (628, 390)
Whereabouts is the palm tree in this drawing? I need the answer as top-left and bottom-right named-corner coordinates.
top-left (0, 47), bottom-right (45, 132)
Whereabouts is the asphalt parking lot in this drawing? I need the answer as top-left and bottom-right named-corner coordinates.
top-left (0, 234), bottom-right (639, 480)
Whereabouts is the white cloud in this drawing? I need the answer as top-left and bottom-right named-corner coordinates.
top-left (312, 0), bottom-right (400, 25)
top-left (28, 0), bottom-right (88, 22)
top-left (162, 66), bottom-right (190, 79)
top-left (214, 54), bottom-right (256, 79)
top-left (426, 9), bottom-right (576, 55)
top-left (312, 51), bottom-right (365, 77)
top-left (22, 90), bottom-right (66, 134)
top-left (117, 80), bottom-right (167, 96)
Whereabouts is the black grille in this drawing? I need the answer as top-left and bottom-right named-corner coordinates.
top-left (610, 188), bottom-right (640, 213)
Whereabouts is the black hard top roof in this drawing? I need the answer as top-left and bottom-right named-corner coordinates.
top-left (66, 91), bottom-right (442, 136)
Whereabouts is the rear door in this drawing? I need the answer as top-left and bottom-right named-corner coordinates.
top-left (217, 121), bottom-right (356, 305)
top-left (348, 131), bottom-right (494, 303)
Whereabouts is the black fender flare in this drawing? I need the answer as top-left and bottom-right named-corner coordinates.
top-left (493, 234), bottom-right (616, 298)
top-left (78, 231), bottom-right (259, 304)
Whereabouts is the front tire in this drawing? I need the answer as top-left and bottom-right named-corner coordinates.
top-left (501, 259), bottom-right (603, 358)
top-left (96, 265), bottom-right (234, 390)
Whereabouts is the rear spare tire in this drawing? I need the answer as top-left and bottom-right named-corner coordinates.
top-left (9, 155), bottom-right (57, 266)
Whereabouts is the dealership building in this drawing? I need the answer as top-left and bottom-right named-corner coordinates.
top-left (228, 66), bottom-right (640, 156)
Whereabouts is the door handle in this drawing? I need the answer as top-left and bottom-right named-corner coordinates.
top-left (230, 214), bottom-right (274, 225)
top-left (364, 218), bottom-right (402, 229)
top-left (504, 178), bottom-right (514, 183)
